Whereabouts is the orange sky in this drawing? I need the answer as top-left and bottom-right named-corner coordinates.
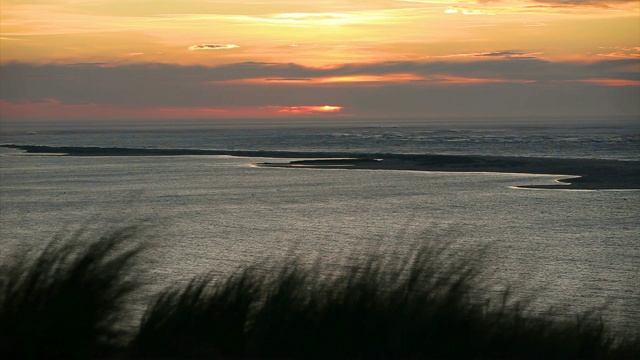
top-left (1, 0), bottom-right (638, 120)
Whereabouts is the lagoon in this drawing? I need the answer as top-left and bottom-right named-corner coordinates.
top-left (1, 150), bottom-right (638, 333)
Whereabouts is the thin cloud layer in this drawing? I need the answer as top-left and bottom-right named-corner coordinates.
top-left (188, 44), bottom-right (240, 51)
top-left (531, 0), bottom-right (637, 5)
top-left (472, 51), bottom-right (543, 59)
top-left (597, 47), bottom-right (640, 59)
top-left (266, 105), bottom-right (344, 114)
top-left (2, 58), bottom-right (638, 93)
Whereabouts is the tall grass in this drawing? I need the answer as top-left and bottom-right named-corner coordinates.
top-left (1, 227), bottom-right (638, 359)
top-left (0, 227), bottom-right (143, 359)
top-left (132, 268), bottom-right (260, 358)
top-left (132, 245), bottom-right (639, 359)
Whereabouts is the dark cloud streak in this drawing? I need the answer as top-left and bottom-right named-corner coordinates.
top-left (1, 58), bottom-right (638, 118)
top-left (471, 51), bottom-right (542, 59)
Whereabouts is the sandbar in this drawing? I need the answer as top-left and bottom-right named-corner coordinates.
top-left (2, 145), bottom-right (638, 190)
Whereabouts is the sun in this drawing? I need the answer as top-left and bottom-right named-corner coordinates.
top-left (319, 105), bottom-right (342, 112)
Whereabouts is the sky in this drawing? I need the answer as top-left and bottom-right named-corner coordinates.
top-left (0, 0), bottom-right (639, 121)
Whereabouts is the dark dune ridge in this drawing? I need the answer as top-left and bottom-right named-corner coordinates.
top-left (3, 144), bottom-right (639, 190)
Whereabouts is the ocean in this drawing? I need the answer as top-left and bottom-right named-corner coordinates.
top-left (1, 116), bottom-right (639, 333)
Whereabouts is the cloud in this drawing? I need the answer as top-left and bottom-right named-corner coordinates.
top-left (3, 58), bottom-right (638, 91)
top-left (233, 11), bottom-right (389, 26)
top-left (188, 44), bottom-right (239, 51)
top-left (427, 51), bottom-right (543, 59)
top-left (1, 59), bottom-right (638, 119)
top-left (67, 62), bottom-right (109, 67)
top-left (597, 47), bottom-right (640, 59)
top-left (0, 36), bottom-right (30, 41)
top-left (265, 78), bottom-right (313, 82)
top-left (240, 74), bottom-right (428, 84)
top-left (472, 51), bottom-right (544, 59)
top-left (273, 13), bottom-right (348, 21)
top-left (531, 0), bottom-right (637, 4)
top-left (572, 78), bottom-right (640, 86)
top-left (443, 7), bottom-right (495, 15)
top-left (0, 99), bottom-right (231, 120)
top-left (266, 105), bottom-right (343, 114)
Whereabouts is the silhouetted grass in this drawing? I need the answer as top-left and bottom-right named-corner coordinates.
top-left (132, 268), bottom-right (260, 358)
top-left (2, 228), bottom-right (639, 359)
top-left (0, 227), bottom-right (143, 359)
top-left (133, 244), bottom-right (639, 359)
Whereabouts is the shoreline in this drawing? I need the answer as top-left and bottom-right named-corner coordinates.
top-left (3, 144), bottom-right (639, 190)
top-left (257, 158), bottom-right (639, 190)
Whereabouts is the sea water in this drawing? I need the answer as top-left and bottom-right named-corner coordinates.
top-left (1, 116), bottom-right (639, 160)
top-left (0, 117), bottom-right (638, 333)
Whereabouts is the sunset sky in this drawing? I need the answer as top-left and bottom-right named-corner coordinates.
top-left (1, 0), bottom-right (639, 121)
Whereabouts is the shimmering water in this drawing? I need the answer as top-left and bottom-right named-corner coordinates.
top-left (1, 116), bottom-right (639, 160)
top-left (0, 118), bottom-right (639, 333)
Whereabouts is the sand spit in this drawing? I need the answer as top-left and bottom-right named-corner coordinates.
top-left (3, 145), bottom-right (638, 190)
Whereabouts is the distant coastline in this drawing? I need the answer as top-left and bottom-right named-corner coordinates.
top-left (3, 144), bottom-right (639, 190)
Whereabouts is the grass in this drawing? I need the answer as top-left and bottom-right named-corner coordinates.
top-left (0, 227), bottom-right (143, 359)
top-left (1, 227), bottom-right (638, 359)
